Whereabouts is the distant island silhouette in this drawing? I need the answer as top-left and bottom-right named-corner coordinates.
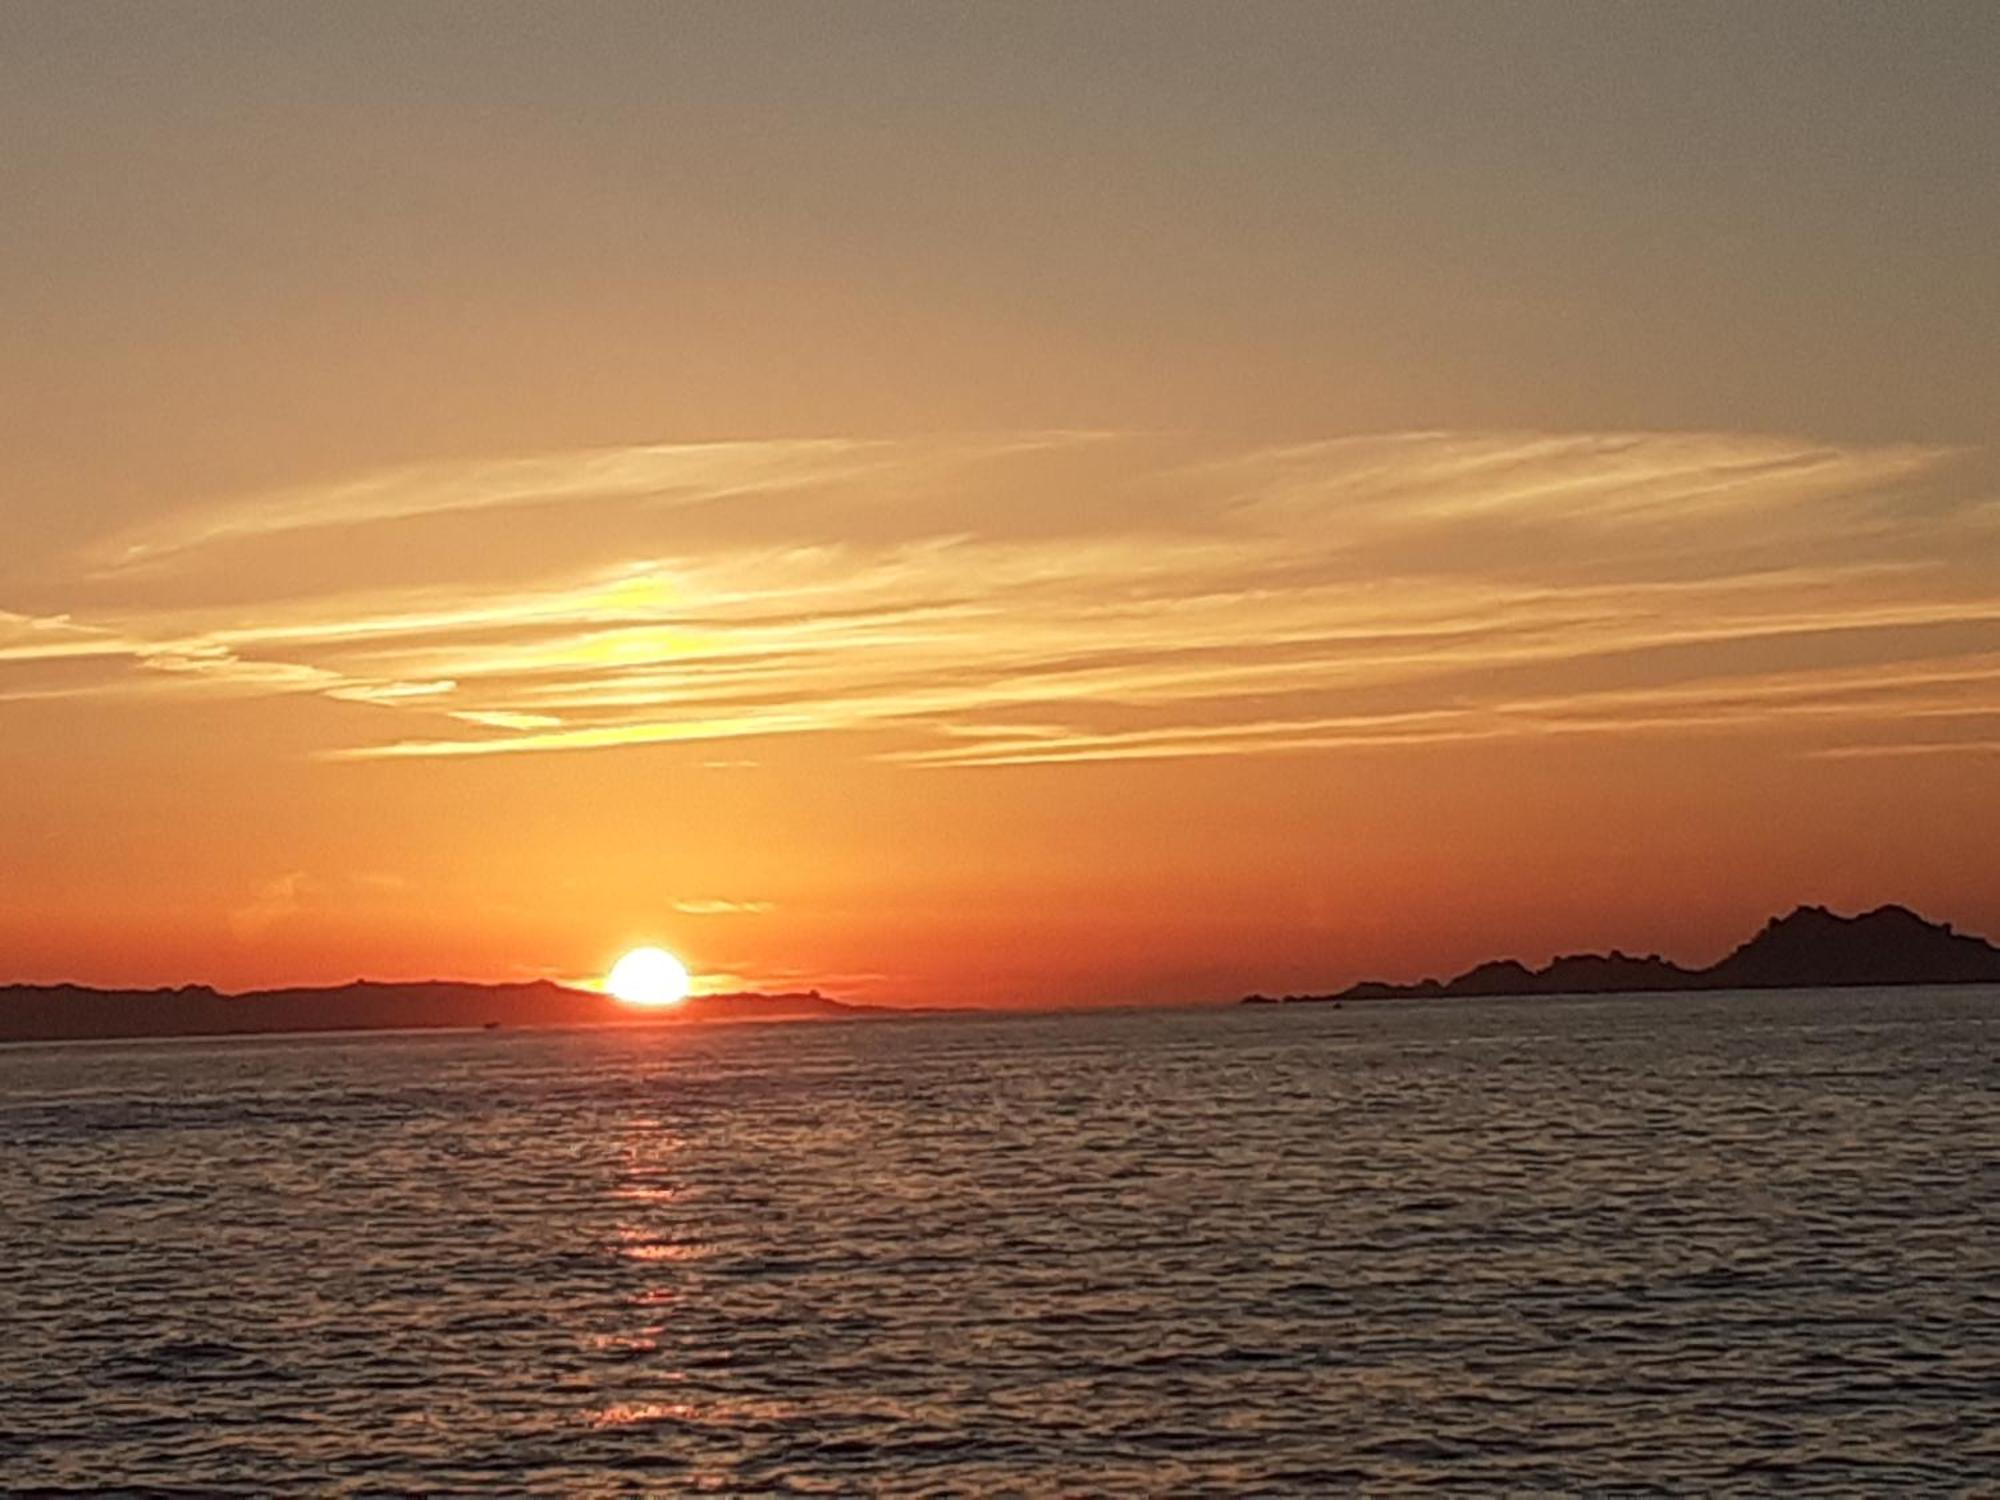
top-left (0, 979), bottom-right (889, 1045)
top-left (1242, 904), bottom-right (2000, 1005)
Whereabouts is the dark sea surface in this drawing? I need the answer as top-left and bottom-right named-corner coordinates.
top-left (4, 988), bottom-right (1998, 1495)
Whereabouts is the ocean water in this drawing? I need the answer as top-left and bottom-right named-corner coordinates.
top-left (4, 989), bottom-right (1997, 1494)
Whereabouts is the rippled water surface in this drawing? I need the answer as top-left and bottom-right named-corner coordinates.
top-left (5, 989), bottom-right (1998, 1493)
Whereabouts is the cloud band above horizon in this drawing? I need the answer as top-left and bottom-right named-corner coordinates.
top-left (5, 430), bottom-right (1997, 770)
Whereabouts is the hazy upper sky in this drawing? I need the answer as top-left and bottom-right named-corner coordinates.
top-left (3, 2), bottom-right (1996, 1001)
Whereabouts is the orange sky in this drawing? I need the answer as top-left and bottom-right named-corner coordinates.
top-left (3, 5), bottom-right (1997, 1004)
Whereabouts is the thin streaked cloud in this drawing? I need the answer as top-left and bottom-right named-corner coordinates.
top-left (7, 431), bottom-right (1996, 769)
top-left (88, 432), bottom-right (1109, 572)
top-left (1805, 740), bottom-right (2000, 760)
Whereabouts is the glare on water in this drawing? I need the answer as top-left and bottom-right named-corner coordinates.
top-left (3, 988), bottom-right (1996, 1492)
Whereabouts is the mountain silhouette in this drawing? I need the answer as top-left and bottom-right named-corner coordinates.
top-left (1243, 904), bottom-right (2000, 1005)
top-left (0, 979), bottom-right (888, 1044)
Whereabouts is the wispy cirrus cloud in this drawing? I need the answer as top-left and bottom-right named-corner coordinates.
top-left (90, 439), bottom-right (883, 571)
top-left (1807, 739), bottom-right (2000, 760)
top-left (88, 432), bottom-right (1109, 572)
top-left (8, 431), bottom-right (1997, 767)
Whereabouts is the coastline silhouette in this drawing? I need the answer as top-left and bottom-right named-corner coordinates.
top-left (0, 980), bottom-right (882, 1045)
top-left (1242, 904), bottom-right (2000, 1005)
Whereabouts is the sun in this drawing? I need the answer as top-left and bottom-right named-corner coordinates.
top-left (606, 946), bottom-right (692, 1007)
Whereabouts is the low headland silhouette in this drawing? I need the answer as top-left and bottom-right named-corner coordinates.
top-left (1242, 904), bottom-right (2000, 1006)
top-left (9, 902), bottom-right (1996, 1042)
top-left (0, 979), bottom-right (889, 1045)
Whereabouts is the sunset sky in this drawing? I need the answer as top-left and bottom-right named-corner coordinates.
top-left (4, 2), bottom-right (1997, 1004)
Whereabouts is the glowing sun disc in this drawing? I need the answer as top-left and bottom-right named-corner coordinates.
top-left (607, 946), bottom-right (692, 1007)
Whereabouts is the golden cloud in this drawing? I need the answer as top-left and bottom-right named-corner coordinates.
top-left (8, 431), bottom-right (1995, 768)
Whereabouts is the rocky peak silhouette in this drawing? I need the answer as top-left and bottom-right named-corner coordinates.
top-left (1246, 904), bottom-right (2000, 1005)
